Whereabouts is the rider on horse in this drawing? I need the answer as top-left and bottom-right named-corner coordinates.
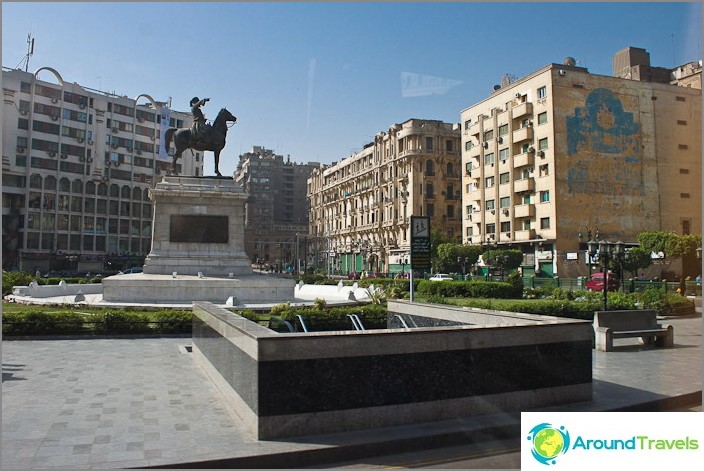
top-left (190, 97), bottom-right (210, 146)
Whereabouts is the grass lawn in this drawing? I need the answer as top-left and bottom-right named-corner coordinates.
top-left (1, 302), bottom-right (188, 320)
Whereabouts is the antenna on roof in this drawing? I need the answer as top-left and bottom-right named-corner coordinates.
top-left (16, 32), bottom-right (35, 72)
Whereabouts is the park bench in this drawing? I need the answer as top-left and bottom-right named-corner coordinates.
top-left (593, 310), bottom-right (673, 352)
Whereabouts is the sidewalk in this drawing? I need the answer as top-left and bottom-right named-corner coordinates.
top-left (2, 315), bottom-right (701, 469)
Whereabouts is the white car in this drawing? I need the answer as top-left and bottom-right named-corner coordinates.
top-left (429, 274), bottom-right (453, 281)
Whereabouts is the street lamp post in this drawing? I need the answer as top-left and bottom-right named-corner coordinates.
top-left (578, 226), bottom-right (600, 278)
top-left (457, 256), bottom-right (469, 280)
top-left (588, 239), bottom-right (628, 311)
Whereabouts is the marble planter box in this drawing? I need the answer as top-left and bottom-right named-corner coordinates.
top-left (192, 300), bottom-right (593, 439)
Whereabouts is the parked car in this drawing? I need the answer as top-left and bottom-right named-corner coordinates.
top-left (429, 274), bottom-right (454, 281)
top-left (120, 267), bottom-right (143, 274)
top-left (585, 272), bottom-right (620, 292)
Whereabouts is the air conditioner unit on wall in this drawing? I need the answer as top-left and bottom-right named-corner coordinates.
top-left (16, 147), bottom-right (25, 153)
top-left (20, 109), bottom-right (29, 115)
top-left (51, 98), bottom-right (59, 104)
top-left (483, 142), bottom-right (489, 149)
top-left (538, 151), bottom-right (545, 157)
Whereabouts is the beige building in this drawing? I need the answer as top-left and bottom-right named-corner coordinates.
top-left (461, 48), bottom-right (701, 278)
top-left (307, 118), bottom-right (462, 275)
top-left (2, 66), bottom-right (199, 273)
top-left (234, 147), bottom-right (319, 272)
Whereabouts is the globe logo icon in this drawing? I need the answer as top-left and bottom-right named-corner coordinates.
top-left (527, 423), bottom-right (570, 465)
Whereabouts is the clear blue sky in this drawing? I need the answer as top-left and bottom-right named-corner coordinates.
top-left (3, 2), bottom-right (701, 176)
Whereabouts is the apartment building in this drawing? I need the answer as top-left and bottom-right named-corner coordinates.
top-left (460, 48), bottom-right (701, 278)
top-left (2, 66), bottom-right (199, 273)
top-left (234, 147), bottom-right (319, 271)
top-left (307, 119), bottom-right (462, 276)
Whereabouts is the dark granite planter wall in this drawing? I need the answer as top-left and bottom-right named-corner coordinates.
top-left (191, 301), bottom-right (593, 439)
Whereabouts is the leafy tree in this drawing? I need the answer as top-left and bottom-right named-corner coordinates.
top-left (436, 243), bottom-right (483, 273)
top-left (482, 249), bottom-right (523, 273)
top-left (621, 246), bottom-right (652, 278)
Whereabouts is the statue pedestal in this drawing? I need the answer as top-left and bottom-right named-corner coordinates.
top-left (143, 176), bottom-right (252, 276)
top-left (102, 176), bottom-right (294, 304)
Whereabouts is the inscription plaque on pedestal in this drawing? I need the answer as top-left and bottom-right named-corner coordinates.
top-left (170, 215), bottom-right (228, 243)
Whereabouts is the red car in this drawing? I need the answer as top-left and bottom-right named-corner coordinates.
top-left (585, 272), bottom-right (620, 291)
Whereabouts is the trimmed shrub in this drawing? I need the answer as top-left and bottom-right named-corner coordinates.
top-left (417, 280), bottom-right (520, 299)
top-left (152, 311), bottom-right (192, 333)
top-left (2, 271), bottom-right (35, 296)
top-left (277, 304), bottom-right (387, 331)
top-left (2, 310), bottom-right (86, 334)
top-left (99, 311), bottom-right (151, 334)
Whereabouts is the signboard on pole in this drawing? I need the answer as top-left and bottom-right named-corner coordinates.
top-left (410, 216), bottom-right (431, 270)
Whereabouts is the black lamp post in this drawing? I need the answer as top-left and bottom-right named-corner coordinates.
top-left (578, 226), bottom-right (600, 278)
top-left (588, 239), bottom-right (628, 311)
top-left (457, 256), bottom-right (469, 279)
top-left (498, 254), bottom-right (509, 281)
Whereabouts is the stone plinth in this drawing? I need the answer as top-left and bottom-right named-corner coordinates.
top-left (143, 176), bottom-right (252, 276)
top-left (102, 273), bottom-right (293, 304)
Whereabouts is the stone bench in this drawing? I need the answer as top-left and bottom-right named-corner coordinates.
top-left (593, 310), bottom-right (673, 352)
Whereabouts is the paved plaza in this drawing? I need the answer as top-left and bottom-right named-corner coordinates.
top-left (2, 314), bottom-right (701, 469)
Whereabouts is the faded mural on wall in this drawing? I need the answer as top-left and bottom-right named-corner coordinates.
top-left (565, 88), bottom-right (643, 196)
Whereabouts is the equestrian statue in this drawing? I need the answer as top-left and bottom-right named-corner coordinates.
top-left (164, 97), bottom-right (237, 177)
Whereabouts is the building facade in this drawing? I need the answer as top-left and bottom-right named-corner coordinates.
top-left (2, 66), bottom-right (200, 273)
top-left (307, 119), bottom-right (462, 276)
top-left (234, 147), bottom-right (319, 272)
top-left (460, 49), bottom-right (701, 278)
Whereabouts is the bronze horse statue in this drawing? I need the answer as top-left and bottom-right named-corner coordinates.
top-left (164, 108), bottom-right (237, 177)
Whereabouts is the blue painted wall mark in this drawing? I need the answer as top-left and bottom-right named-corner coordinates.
top-left (565, 88), bottom-right (643, 196)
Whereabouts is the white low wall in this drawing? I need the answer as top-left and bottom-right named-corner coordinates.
top-left (11, 281), bottom-right (103, 298)
top-left (294, 281), bottom-right (372, 301)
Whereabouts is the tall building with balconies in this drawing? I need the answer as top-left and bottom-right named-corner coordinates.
top-left (234, 147), bottom-right (319, 271)
top-left (461, 48), bottom-right (701, 278)
top-left (307, 118), bottom-right (462, 276)
top-left (2, 66), bottom-right (199, 273)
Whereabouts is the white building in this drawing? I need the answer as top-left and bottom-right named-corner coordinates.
top-left (2, 66), bottom-right (201, 273)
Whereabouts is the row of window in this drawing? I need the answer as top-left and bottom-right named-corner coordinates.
top-left (23, 231), bottom-right (149, 253)
top-left (464, 217), bottom-right (551, 236)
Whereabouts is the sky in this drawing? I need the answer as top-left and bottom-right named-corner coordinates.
top-left (2, 2), bottom-right (702, 177)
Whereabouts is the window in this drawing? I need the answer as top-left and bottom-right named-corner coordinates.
top-left (466, 226), bottom-right (474, 236)
top-left (538, 137), bottom-right (549, 150)
top-left (425, 160), bottom-right (434, 175)
top-left (499, 172), bottom-right (510, 184)
top-left (680, 193), bottom-right (690, 199)
top-left (679, 168), bottom-right (690, 174)
top-left (446, 140), bottom-right (453, 152)
top-left (464, 119), bottom-right (472, 129)
top-left (539, 164), bottom-right (549, 177)
top-left (465, 162), bottom-right (473, 174)
top-left (485, 152), bottom-right (494, 165)
top-left (540, 190), bottom-right (550, 203)
top-left (485, 176), bottom-right (494, 188)
top-left (540, 217), bottom-right (550, 229)
top-left (500, 197), bottom-right (510, 208)
top-left (677, 120), bottom-right (687, 125)
top-left (682, 220), bottom-right (691, 234)
top-left (676, 96), bottom-right (686, 102)
top-left (465, 141), bottom-right (473, 151)
top-left (447, 205), bottom-right (454, 218)
top-left (499, 148), bottom-right (509, 162)
top-left (498, 124), bottom-right (508, 136)
top-left (425, 137), bottom-right (433, 150)
top-left (486, 223), bottom-right (496, 234)
top-left (500, 221), bottom-right (511, 233)
top-left (427, 203), bottom-right (434, 217)
top-left (466, 205), bottom-right (473, 217)
top-left (538, 112), bottom-right (548, 125)
top-left (426, 182), bottom-right (434, 198)
top-left (486, 199), bottom-right (495, 210)
top-left (678, 144), bottom-right (688, 150)
top-left (537, 86), bottom-right (547, 98)
top-left (483, 129), bottom-right (494, 141)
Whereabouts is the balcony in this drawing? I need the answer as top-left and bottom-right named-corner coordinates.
top-left (512, 126), bottom-right (534, 143)
top-left (499, 232), bottom-right (512, 243)
top-left (513, 152), bottom-right (535, 169)
top-left (513, 178), bottom-right (535, 193)
top-left (512, 101), bottom-right (533, 119)
top-left (514, 229), bottom-right (536, 241)
top-left (514, 204), bottom-right (536, 218)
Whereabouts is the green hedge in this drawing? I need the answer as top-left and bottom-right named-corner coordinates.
top-left (2, 310), bottom-right (193, 335)
top-left (416, 279), bottom-right (522, 299)
top-left (273, 304), bottom-right (388, 331)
